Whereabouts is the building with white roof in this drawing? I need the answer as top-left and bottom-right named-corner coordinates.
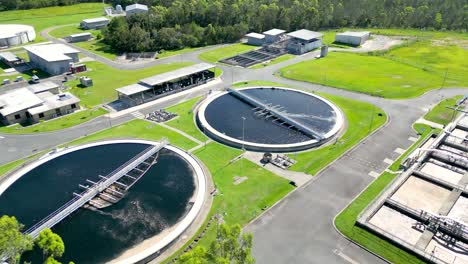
top-left (0, 82), bottom-right (80, 125)
top-left (263, 28), bottom-right (286, 44)
top-left (335, 31), bottom-right (370, 46)
top-left (245, 33), bottom-right (265, 46)
top-left (286, 29), bottom-right (324, 55)
top-left (80, 17), bottom-right (110, 30)
top-left (68, 32), bottom-right (92, 43)
top-left (25, 44), bottom-right (80, 75)
top-left (125, 3), bottom-right (148, 16)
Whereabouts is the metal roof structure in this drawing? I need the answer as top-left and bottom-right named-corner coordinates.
top-left (126, 3), bottom-right (148, 11)
top-left (263, 29), bottom-right (286, 36)
top-left (27, 81), bottom-right (59, 94)
top-left (0, 24), bottom-right (35, 39)
top-left (245, 32), bottom-right (265, 39)
top-left (69, 32), bottom-right (92, 38)
top-left (24, 44), bottom-right (79, 62)
top-left (0, 52), bottom-right (21, 62)
top-left (336, 31), bottom-right (370, 37)
top-left (0, 88), bottom-right (43, 116)
top-left (116, 83), bottom-right (151, 96)
top-left (81, 17), bottom-right (110, 24)
top-left (28, 92), bottom-right (80, 115)
top-left (287, 29), bottom-right (323, 41)
top-left (139, 63), bottom-right (215, 87)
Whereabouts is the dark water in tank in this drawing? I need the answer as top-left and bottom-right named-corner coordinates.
top-left (203, 88), bottom-right (338, 145)
top-left (0, 143), bottom-right (195, 263)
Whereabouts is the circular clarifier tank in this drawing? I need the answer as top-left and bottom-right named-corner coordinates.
top-left (197, 87), bottom-right (344, 152)
top-left (0, 140), bottom-right (207, 264)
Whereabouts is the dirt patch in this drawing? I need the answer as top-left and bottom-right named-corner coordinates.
top-left (432, 38), bottom-right (468, 50)
top-left (233, 176), bottom-right (248, 185)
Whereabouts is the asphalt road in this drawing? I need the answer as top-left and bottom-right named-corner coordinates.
top-left (2, 31), bottom-right (467, 264)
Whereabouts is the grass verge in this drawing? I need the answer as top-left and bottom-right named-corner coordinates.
top-left (198, 43), bottom-right (257, 63)
top-left (424, 95), bottom-right (464, 126)
top-left (165, 97), bottom-right (208, 142)
top-left (250, 54), bottom-right (296, 69)
top-left (0, 108), bottom-right (107, 134)
top-left (334, 123), bottom-right (434, 264)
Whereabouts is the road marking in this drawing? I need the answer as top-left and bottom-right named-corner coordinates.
top-left (394, 148), bottom-right (406, 154)
top-left (333, 249), bottom-right (360, 264)
top-left (131, 111), bottom-right (145, 119)
top-left (368, 171), bottom-right (380, 178)
top-left (408, 136), bottom-right (418, 142)
top-left (0, 136), bottom-right (4, 139)
top-left (383, 158), bottom-right (394, 165)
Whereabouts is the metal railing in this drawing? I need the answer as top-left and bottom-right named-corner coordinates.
top-left (24, 141), bottom-right (167, 238)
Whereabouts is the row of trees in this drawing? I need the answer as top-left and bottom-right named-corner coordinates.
top-left (101, 0), bottom-right (467, 52)
top-left (0, 215), bottom-right (70, 264)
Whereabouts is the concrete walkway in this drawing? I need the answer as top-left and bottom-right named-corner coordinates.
top-left (416, 117), bottom-right (445, 129)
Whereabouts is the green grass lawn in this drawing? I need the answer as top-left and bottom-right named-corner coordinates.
top-left (0, 3), bottom-right (106, 43)
top-left (67, 61), bottom-right (193, 107)
top-left (0, 108), bottom-right (107, 134)
top-left (250, 54), bottom-right (296, 69)
top-left (335, 124), bottom-right (434, 264)
top-left (158, 47), bottom-right (203, 59)
top-left (63, 119), bottom-right (199, 151)
top-left (424, 95), bottom-right (464, 126)
top-left (280, 52), bottom-right (443, 98)
top-left (165, 97), bottom-right (208, 142)
top-left (198, 43), bottom-right (257, 63)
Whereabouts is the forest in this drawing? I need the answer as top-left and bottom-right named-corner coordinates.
top-left (1, 0), bottom-right (466, 52)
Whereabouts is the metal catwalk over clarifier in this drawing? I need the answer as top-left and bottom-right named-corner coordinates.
top-left (227, 88), bottom-right (324, 140)
top-left (24, 140), bottom-right (168, 239)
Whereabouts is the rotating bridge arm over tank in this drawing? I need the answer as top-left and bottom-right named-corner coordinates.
top-left (227, 88), bottom-right (324, 140)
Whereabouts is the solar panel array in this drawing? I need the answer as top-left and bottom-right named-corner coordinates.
top-left (219, 46), bottom-right (287, 67)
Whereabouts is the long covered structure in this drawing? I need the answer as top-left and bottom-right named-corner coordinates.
top-left (117, 63), bottom-right (216, 107)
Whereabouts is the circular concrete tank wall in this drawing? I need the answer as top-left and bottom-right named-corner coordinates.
top-left (197, 87), bottom-right (344, 152)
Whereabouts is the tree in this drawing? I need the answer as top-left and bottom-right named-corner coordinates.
top-left (0, 215), bottom-right (33, 264)
top-left (177, 223), bottom-right (255, 264)
top-left (35, 228), bottom-right (65, 260)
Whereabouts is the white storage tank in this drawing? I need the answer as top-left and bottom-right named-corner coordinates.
top-left (0, 24), bottom-right (36, 47)
top-left (116, 4), bottom-right (123, 14)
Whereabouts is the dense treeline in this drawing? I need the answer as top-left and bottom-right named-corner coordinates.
top-left (102, 0), bottom-right (467, 52)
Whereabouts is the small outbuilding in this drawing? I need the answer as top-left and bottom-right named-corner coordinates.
top-left (245, 32), bottom-right (265, 46)
top-left (335, 31), bottom-right (370, 46)
top-left (263, 28), bottom-right (286, 44)
top-left (0, 52), bottom-right (23, 66)
top-left (80, 17), bottom-right (110, 30)
top-left (68, 32), bottom-right (92, 43)
top-left (125, 4), bottom-right (148, 16)
top-left (286, 29), bottom-right (323, 55)
top-left (25, 44), bottom-right (80, 75)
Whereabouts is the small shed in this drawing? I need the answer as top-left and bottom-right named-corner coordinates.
top-left (263, 28), bottom-right (286, 44)
top-left (245, 32), bottom-right (265, 46)
top-left (0, 52), bottom-right (23, 66)
top-left (79, 76), bottom-right (93, 87)
top-left (80, 17), bottom-right (110, 30)
top-left (70, 64), bottom-right (87, 74)
top-left (125, 4), bottom-right (148, 16)
top-left (68, 32), bottom-right (92, 43)
top-left (335, 31), bottom-right (370, 46)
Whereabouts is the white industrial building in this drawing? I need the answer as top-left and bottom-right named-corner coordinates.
top-left (0, 24), bottom-right (36, 48)
top-left (335, 31), bottom-right (370, 46)
top-left (125, 4), bottom-right (148, 16)
top-left (245, 32), bottom-right (265, 46)
top-left (80, 17), bottom-right (110, 30)
top-left (286, 29), bottom-right (323, 55)
top-left (0, 81), bottom-right (80, 125)
top-left (25, 44), bottom-right (80, 75)
top-left (263, 28), bottom-right (286, 44)
top-left (67, 32), bottom-right (92, 43)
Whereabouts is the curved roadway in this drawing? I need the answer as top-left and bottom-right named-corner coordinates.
top-left (1, 30), bottom-right (466, 264)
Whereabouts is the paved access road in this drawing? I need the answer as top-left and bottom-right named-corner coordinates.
top-left (2, 31), bottom-right (467, 264)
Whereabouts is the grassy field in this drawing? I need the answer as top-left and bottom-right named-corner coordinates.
top-left (335, 124), bottom-right (434, 264)
top-left (66, 61), bottom-right (193, 107)
top-left (0, 108), bottom-right (107, 134)
top-left (198, 43), bottom-right (257, 63)
top-left (49, 25), bottom-right (118, 60)
top-left (158, 47), bottom-right (203, 59)
top-left (424, 95), bottom-right (464, 126)
top-left (280, 52), bottom-right (443, 98)
top-left (165, 97), bottom-right (208, 142)
top-left (250, 54), bottom-right (296, 69)
top-left (63, 119), bottom-right (199, 151)
top-left (0, 3), bottom-right (106, 43)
